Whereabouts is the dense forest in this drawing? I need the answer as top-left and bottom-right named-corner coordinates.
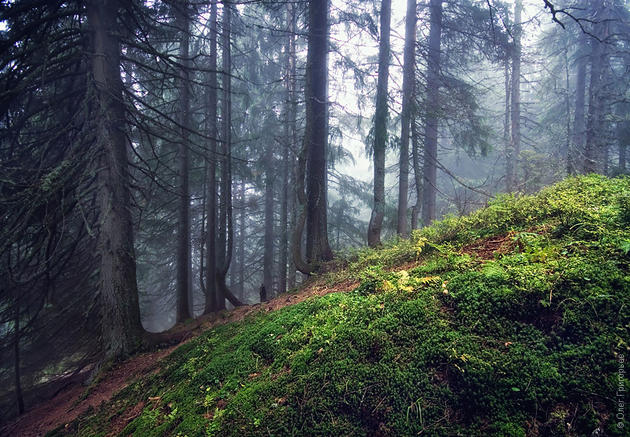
top-left (0, 0), bottom-right (628, 435)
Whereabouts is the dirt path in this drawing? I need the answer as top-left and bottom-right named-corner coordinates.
top-left (1, 278), bottom-right (359, 437)
top-left (1, 347), bottom-right (175, 437)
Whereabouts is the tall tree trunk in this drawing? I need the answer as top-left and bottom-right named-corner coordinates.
top-left (367, 0), bottom-right (391, 247)
top-left (410, 114), bottom-right (422, 229)
top-left (263, 145), bottom-right (274, 297)
top-left (620, 131), bottom-right (628, 172)
top-left (336, 205), bottom-right (341, 247)
top-left (175, 0), bottom-right (192, 322)
top-left (204, 0), bottom-right (218, 314)
top-left (216, 1), bottom-right (229, 310)
top-left (584, 41), bottom-right (603, 174)
top-left (287, 162), bottom-right (297, 288)
top-left (217, 0), bottom-right (230, 310)
top-left (619, 104), bottom-right (629, 173)
top-left (279, 152), bottom-right (288, 295)
top-left (87, 0), bottom-right (144, 360)
top-left (563, 39), bottom-right (571, 175)
top-left (238, 182), bottom-right (246, 297)
top-left (217, 1), bottom-right (243, 308)
top-left (13, 297), bottom-right (24, 415)
top-left (293, 136), bottom-right (314, 274)
top-left (584, 2), bottom-right (609, 174)
top-left (504, 59), bottom-right (512, 190)
top-left (200, 164), bottom-right (207, 295)
top-left (600, 43), bottom-right (612, 175)
top-left (299, 0), bottom-right (333, 268)
top-left (572, 34), bottom-right (587, 176)
top-left (396, 0), bottom-right (416, 237)
top-left (508, 0), bottom-right (522, 192)
top-left (421, 0), bottom-right (442, 226)
top-left (279, 4), bottom-right (294, 295)
top-left (287, 2), bottom-right (297, 288)
top-left (619, 56), bottom-right (630, 173)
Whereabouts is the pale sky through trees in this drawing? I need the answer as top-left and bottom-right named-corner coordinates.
top-left (330, 0), bottom-right (546, 220)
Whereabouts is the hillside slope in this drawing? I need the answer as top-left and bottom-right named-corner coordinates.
top-left (48, 176), bottom-right (630, 436)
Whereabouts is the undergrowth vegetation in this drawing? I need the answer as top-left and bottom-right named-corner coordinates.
top-left (51, 175), bottom-right (629, 436)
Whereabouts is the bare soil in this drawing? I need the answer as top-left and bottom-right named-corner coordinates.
top-left (461, 231), bottom-right (517, 260)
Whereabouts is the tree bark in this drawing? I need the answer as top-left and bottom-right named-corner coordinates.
top-left (204, 0), bottom-right (218, 314)
top-left (619, 53), bottom-right (630, 172)
top-left (293, 143), bottom-right (316, 274)
top-left (200, 165), bottom-right (207, 298)
top-left (287, 162), bottom-right (297, 288)
top-left (572, 34), bottom-right (587, 176)
top-left (410, 114), bottom-right (422, 230)
top-left (287, 2), bottom-right (298, 289)
top-left (367, 0), bottom-right (391, 247)
top-left (508, 0), bottom-right (522, 192)
top-left (216, 1), bottom-right (230, 310)
top-left (584, 40), bottom-right (603, 174)
top-left (263, 144), bottom-right (274, 297)
top-left (238, 182), bottom-right (246, 297)
top-left (563, 39), bottom-right (571, 175)
top-left (279, 3), bottom-right (294, 295)
top-left (620, 133), bottom-right (628, 172)
top-left (279, 151), bottom-right (288, 295)
top-left (175, 0), bottom-right (192, 322)
top-left (13, 297), bottom-right (24, 415)
top-left (88, 0), bottom-right (144, 360)
top-left (504, 59), bottom-right (512, 190)
top-left (396, 0), bottom-right (415, 237)
top-left (217, 0), bottom-right (243, 308)
top-left (300, 0), bottom-right (333, 267)
top-left (421, 0), bottom-right (442, 226)
top-left (618, 104), bottom-right (628, 173)
top-left (584, 1), bottom-right (609, 174)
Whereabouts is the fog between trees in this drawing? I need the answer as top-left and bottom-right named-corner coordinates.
top-left (0, 0), bottom-right (628, 422)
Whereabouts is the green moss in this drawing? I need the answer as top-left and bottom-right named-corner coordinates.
top-left (51, 175), bottom-right (630, 437)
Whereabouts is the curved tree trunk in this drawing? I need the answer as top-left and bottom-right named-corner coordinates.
top-left (217, 1), bottom-right (243, 308)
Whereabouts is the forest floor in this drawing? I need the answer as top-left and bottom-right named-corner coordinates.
top-left (1, 276), bottom-right (361, 437)
top-left (2, 232), bottom-right (519, 437)
top-left (3, 232), bottom-right (537, 437)
top-left (4, 175), bottom-right (629, 437)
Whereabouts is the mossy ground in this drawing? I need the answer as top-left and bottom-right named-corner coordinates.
top-left (51, 175), bottom-right (629, 436)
